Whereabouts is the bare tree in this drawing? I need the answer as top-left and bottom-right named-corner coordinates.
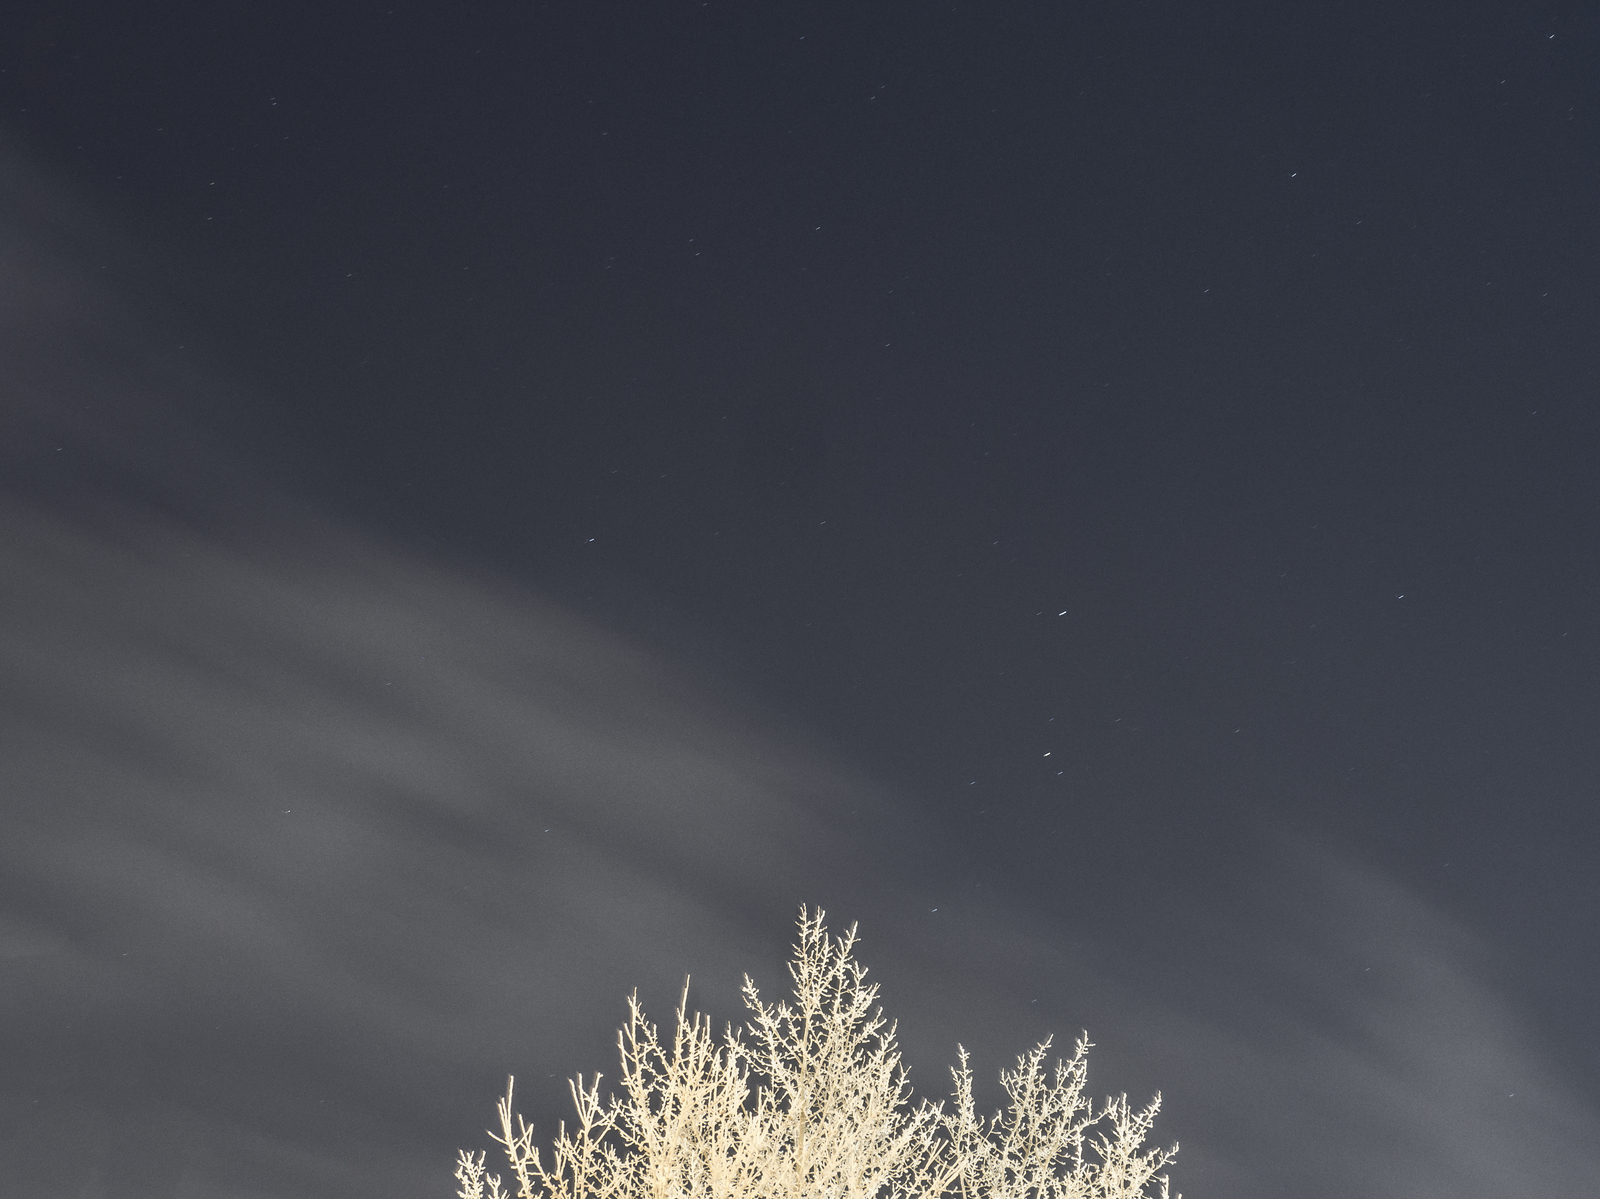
top-left (456, 908), bottom-right (1177, 1199)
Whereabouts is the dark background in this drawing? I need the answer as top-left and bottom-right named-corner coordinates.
top-left (2, 3), bottom-right (1597, 1197)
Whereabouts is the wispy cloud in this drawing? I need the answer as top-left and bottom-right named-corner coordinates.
top-left (0, 493), bottom-right (898, 1195)
top-left (1111, 844), bottom-right (1600, 1197)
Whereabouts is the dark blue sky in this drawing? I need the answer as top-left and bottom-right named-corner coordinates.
top-left (2, 3), bottom-right (1597, 1197)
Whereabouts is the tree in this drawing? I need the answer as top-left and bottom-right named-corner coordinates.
top-left (455, 907), bottom-right (1178, 1199)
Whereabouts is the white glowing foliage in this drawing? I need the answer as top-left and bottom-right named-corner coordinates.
top-left (455, 908), bottom-right (1177, 1199)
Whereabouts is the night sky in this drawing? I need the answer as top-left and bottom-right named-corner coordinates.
top-left (2, 3), bottom-right (1597, 1197)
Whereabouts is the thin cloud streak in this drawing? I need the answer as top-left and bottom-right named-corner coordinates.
top-left (1111, 847), bottom-right (1600, 1197)
top-left (1, 495), bottom-right (895, 1195)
